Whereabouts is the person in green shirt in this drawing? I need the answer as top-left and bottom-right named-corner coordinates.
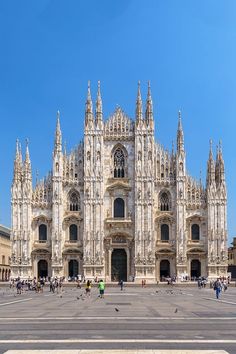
top-left (98, 279), bottom-right (105, 298)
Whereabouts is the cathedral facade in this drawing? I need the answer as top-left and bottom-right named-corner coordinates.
top-left (10, 82), bottom-right (228, 282)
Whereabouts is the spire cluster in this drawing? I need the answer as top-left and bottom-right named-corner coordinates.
top-left (85, 81), bottom-right (103, 128)
top-left (135, 81), bottom-right (154, 129)
top-left (13, 138), bottom-right (32, 183)
top-left (207, 139), bottom-right (225, 187)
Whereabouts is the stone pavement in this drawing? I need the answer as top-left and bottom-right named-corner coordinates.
top-left (0, 285), bottom-right (235, 353)
top-left (3, 350), bottom-right (229, 354)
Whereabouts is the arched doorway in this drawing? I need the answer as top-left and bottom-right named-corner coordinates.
top-left (191, 259), bottom-right (201, 278)
top-left (160, 260), bottom-right (170, 279)
top-left (38, 260), bottom-right (48, 278)
top-left (111, 249), bottom-right (127, 281)
top-left (68, 259), bottom-right (79, 278)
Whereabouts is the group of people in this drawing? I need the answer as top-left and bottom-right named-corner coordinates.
top-left (197, 277), bottom-right (207, 288)
top-left (84, 279), bottom-right (106, 298)
top-left (10, 277), bottom-right (45, 294)
top-left (10, 276), bottom-right (107, 298)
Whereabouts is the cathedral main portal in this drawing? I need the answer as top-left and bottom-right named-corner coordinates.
top-left (38, 259), bottom-right (48, 278)
top-left (111, 248), bottom-right (127, 282)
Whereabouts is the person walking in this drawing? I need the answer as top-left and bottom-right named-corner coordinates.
top-left (214, 278), bottom-right (222, 299)
top-left (98, 279), bottom-right (105, 298)
top-left (86, 280), bottom-right (92, 297)
top-left (119, 279), bottom-right (124, 291)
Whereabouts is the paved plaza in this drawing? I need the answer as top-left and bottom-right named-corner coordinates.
top-left (0, 284), bottom-right (236, 353)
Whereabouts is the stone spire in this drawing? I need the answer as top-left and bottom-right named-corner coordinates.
top-left (207, 139), bottom-right (215, 186)
top-left (177, 110), bottom-right (184, 154)
top-left (24, 138), bottom-right (32, 181)
top-left (215, 140), bottom-right (225, 186)
top-left (145, 81), bottom-right (153, 126)
top-left (95, 80), bottom-right (103, 126)
top-left (13, 139), bottom-right (22, 183)
top-left (85, 81), bottom-right (94, 127)
top-left (54, 110), bottom-right (62, 155)
top-left (136, 81), bottom-right (143, 125)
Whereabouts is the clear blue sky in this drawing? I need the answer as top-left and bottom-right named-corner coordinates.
top-left (0, 0), bottom-right (236, 244)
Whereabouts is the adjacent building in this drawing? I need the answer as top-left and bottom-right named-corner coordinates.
top-left (0, 225), bottom-right (11, 281)
top-left (10, 82), bottom-right (228, 281)
top-left (228, 238), bottom-right (236, 265)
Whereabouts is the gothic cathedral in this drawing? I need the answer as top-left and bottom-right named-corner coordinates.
top-left (10, 82), bottom-right (228, 282)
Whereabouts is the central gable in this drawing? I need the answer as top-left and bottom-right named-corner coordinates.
top-left (104, 107), bottom-right (134, 141)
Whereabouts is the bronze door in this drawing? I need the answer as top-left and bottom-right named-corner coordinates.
top-left (111, 248), bottom-right (127, 282)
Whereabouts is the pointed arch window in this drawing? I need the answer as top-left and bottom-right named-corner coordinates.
top-left (159, 191), bottom-right (170, 211)
top-left (114, 148), bottom-right (125, 178)
top-left (69, 191), bottom-right (80, 211)
top-left (114, 198), bottom-right (125, 218)
top-left (191, 224), bottom-right (200, 241)
top-left (39, 224), bottom-right (47, 241)
top-left (161, 224), bottom-right (169, 241)
top-left (69, 224), bottom-right (78, 241)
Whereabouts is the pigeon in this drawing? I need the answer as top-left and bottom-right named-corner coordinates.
top-left (115, 308), bottom-right (119, 312)
top-left (174, 308), bottom-right (178, 313)
top-left (76, 296), bottom-right (80, 300)
top-left (60, 295), bottom-right (62, 298)
top-left (155, 291), bottom-right (159, 293)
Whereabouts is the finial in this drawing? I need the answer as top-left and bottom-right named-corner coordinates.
top-left (147, 81), bottom-right (151, 99)
top-left (56, 110), bottom-right (61, 129)
top-left (137, 81), bottom-right (142, 100)
top-left (97, 80), bottom-right (102, 101)
top-left (208, 139), bottom-right (213, 156)
top-left (26, 138), bottom-right (29, 147)
top-left (16, 138), bottom-right (19, 154)
top-left (87, 80), bottom-right (91, 98)
top-left (219, 139), bottom-right (222, 151)
top-left (178, 110), bottom-right (183, 131)
top-left (36, 169), bottom-right (39, 184)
